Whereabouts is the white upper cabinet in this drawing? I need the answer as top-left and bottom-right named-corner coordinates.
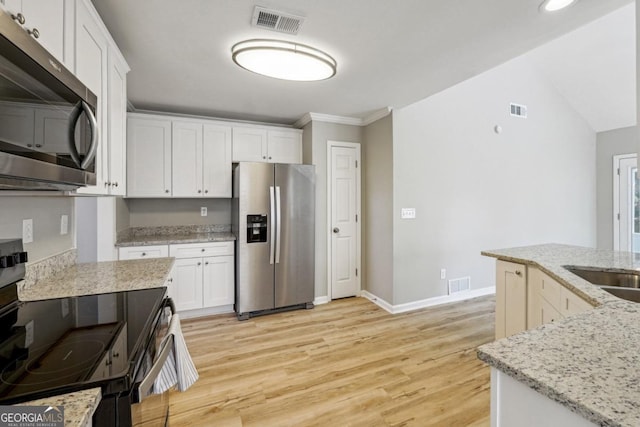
top-left (127, 115), bottom-right (172, 197)
top-left (232, 126), bottom-right (302, 164)
top-left (202, 124), bottom-right (232, 197)
top-left (1, 0), bottom-right (71, 66)
top-left (232, 127), bottom-right (267, 162)
top-left (73, 0), bottom-right (108, 194)
top-left (73, 0), bottom-right (129, 195)
top-left (106, 49), bottom-right (129, 195)
top-left (267, 130), bottom-right (302, 164)
top-left (172, 121), bottom-right (203, 197)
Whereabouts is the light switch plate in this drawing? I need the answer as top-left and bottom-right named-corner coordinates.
top-left (22, 219), bottom-right (33, 243)
top-left (60, 215), bottom-right (69, 235)
top-left (401, 208), bottom-right (416, 219)
top-left (201, 207), bottom-right (207, 217)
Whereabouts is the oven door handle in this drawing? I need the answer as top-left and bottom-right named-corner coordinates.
top-left (134, 298), bottom-right (175, 403)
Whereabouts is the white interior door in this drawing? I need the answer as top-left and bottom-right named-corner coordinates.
top-left (614, 154), bottom-right (639, 252)
top-left (329, 142), bottom-right (361, 299)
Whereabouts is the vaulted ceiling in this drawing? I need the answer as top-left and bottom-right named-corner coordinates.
top-left (91, 0), bottom-right (633, 128)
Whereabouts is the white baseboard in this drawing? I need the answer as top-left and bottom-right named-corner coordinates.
top-left (179, 304), bottom-right (234, 319)
top-left (361, 287), bottom-right (495, 314)
top-left (313, 296), bottom-right (330, 305)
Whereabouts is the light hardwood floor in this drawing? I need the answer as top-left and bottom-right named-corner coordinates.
top-left (167, 295), bottom-right (494, 426)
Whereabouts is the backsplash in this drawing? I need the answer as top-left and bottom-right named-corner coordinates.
top-left (117, 224), bottom-right (231, 241)
top-left (21, 248), bottom-right (77, 293)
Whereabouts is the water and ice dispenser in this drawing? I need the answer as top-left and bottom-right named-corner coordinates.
top-left (247, 214), bottom-right (267, 243)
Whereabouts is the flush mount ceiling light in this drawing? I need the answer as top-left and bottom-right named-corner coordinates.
top-left (540, 0), bottom-right (578, 12)
top-left (231, 39), bottom-right (337, 82)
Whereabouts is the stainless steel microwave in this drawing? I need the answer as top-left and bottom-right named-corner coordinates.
top-left (0, 9), bottom-right (98, 191)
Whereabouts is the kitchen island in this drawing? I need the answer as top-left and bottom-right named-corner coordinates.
top-left (479, 243), bottom-right (640, 427)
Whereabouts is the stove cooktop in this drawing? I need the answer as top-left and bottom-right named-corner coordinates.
top-left (0, 286), bottom-right (166, 404)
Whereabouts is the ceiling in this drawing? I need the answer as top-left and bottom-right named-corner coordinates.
top-left (91, 0), bottom-right (633, 126)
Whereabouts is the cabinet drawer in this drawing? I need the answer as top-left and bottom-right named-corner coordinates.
top-left (169, 242), bottom-right (234, 258)
top-left (118, 245), bottom-right (169, 260)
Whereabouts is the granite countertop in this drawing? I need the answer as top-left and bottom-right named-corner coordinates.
top-left (478, 243), bottom-right (640, 427)
top-left (20, 257), bottom-right (175, 301)
top-left (16, 388), bottom-right (101, 427)
top-left (115, 225), bottom-right (236, 247)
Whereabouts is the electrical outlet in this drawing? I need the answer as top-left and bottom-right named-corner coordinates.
top-left (440, 269), bottom-right (446, 280)
top-left (60, 215), bottom-right (69, 235)
top-left (401, 208), bottom-right (416, 219)
top-left (200, 207), bottom-right (207, 217)
top-left (22, 219), bottom-right (33, 243)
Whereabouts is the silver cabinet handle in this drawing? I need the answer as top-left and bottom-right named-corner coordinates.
top-left (204, 189), bottom-right (208, 194)
top-left (27, 144), bottom-right (32, 147)
top-left (113, 182), bottom-right (118, 187)
top-left (28, 28), bottom-right (39, 39)
top-left (198, 190), bottom-right (202, 193)
top-left (141, 252), bottom-right (146, 256)
top-left (205, 261), bottom-right (209, 266)
top-left (333, 227), bottom-right (340, 233)
top-left (11, 13), bottom-right (25, 25)
top-left (201, 248), bottom-right (205, 252)
top-left (165, 189), bottom-right (170, 193)
top-left (35, 144), bottom-right (41, 148)
top-left (197, 262), bottom-right (202, 266)
top-left (515, 270), bottom-right (522, 276)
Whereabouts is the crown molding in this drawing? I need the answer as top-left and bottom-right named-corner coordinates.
top-left (294, 107), bottom-right (392, 128)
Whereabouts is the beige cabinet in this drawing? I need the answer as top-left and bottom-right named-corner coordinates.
top-left (495, 260), bottom-right (527, 339)
top-left (169, 242), bottom-right (234, 313)
top-left (172, 121), bottom-right (232, 198)
top-left (126, 115), bottom-right (173, 197)
top-left (232, 126), bottom-right (302, 164)
top-left (527, 266), bottom-right (593, 330)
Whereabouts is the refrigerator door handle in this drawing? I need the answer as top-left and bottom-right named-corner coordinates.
top-left (275, 186), bottom-right (281, 264)
top-left (269, 186), bottom-right (276, 265)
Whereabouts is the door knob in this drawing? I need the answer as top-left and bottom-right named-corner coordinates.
top-left (333, 227), bottom-right (340, 233)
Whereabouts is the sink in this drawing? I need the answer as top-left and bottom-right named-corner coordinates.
top-left (565, 266), bottom-right (640, 303)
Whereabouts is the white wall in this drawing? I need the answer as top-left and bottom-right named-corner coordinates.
top-left (596, 126), bottom-right (638, 250)
top-left (392, 55), bottom-right (596, 305)
top-left (0, 196), bottom-right (75, 262)
top-left (362, 114), bottom-right (394, 303)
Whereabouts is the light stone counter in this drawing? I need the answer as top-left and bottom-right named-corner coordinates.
top-left (478, 243), bottom-right (640, 427)
top-left (17, 388), bottom-right (101, 427)
top-left (19, 257), bottom-right (175, 301)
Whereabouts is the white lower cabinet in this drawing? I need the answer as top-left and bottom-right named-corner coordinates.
top-left (169, 242), bottom-right (234, 313)
top-left (117, 241), bottom-right (234, 316)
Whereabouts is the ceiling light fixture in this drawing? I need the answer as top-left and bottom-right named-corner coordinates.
top-left (231, 39), bottom-right (337, 82)
top-left (540, 0), bottom-right (578, 12)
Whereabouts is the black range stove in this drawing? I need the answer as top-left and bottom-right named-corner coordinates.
top-left (0, 238), bottom-right (171, 426)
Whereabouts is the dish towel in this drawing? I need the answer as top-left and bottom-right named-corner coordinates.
top-left (153, 313), bottom-right (199, 394)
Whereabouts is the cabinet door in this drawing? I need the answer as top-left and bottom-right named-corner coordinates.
top-left (232, 127), bottom-right (267, 162)
top-left (118, 245), bottom-right (169, 260)
top-left (127, 117), bottom-right (172, 197)
top-left (267, 130), bottom-right (302, 164)
top-left (107, 49), bottom-right (128, 195)
top-left (74, 0), bottom-right (109, 194)
top-left (21, 0), bottom-right (67, 64)
top-left (203, 124), bottom-right (232, 197)
top-left (202, 255), bottom-right (234, 307)
top-left (560, 287), bottom-right (593, 317)
top-left (173, 258), bottom-right (204, 312)
top-left (495, 260), bottom-right (527, 339)
top-left (172, 121), bottom-right (203, 197)
top-left (539, 296), bottom-right (562, 325)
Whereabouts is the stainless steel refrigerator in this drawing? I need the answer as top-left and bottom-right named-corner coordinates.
top-left (232, 162), bottom-right (315, 320)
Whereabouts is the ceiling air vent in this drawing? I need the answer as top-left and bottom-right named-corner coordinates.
top-left (252, 6), bottom-right (304, 35)
top-left (510, 103), bottom-right (528, 118)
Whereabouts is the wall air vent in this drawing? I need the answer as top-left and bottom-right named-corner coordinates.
top-left (510, 103), bottom-right (528, 118)
top-left (448, 277), bottom-right (471, 295)
top-left (252, 6), bottom-right (304, 35)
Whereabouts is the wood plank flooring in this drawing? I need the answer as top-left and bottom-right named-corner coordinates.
top-left (166, 295), bottom-right (494, 426)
